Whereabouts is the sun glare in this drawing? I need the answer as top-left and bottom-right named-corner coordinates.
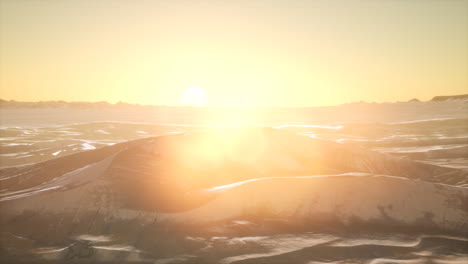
top-left (181, 87), bottom-right (208, 107)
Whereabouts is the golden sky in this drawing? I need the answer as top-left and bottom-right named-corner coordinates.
top-left (1, 0), bottom-right (467, 107)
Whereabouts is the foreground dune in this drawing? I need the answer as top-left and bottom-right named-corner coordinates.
top-left (1, 127), bottom-right (467, 262)
top-left (167, 174), bottom-right (468, 234)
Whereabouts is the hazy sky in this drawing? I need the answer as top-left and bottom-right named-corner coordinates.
top-left (1, 0), bottom-right (467, 107)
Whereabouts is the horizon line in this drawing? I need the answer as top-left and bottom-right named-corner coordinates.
top-left (2, 94), bottom-right (467, 109)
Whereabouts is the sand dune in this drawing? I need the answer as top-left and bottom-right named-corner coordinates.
top-left (168, 174), bottom-right (468, 234)
top-left (1, 127), bottom-right (467, 262)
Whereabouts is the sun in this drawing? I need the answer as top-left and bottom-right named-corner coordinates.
top-left (181, 87), bottom-right (208, 107)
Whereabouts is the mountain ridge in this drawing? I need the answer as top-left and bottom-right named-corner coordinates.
top-left (1, 94), bottom-right (467, 109)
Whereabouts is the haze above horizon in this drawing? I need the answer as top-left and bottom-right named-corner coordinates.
top-left (1, 0), bottom-right (467, 107)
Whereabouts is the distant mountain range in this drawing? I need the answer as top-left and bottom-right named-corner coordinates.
top-left (0, 99), bottom-right (156, 109)
top-left (1, 94), bottom-right (467, 109)
top-left (406, 94), bottom-right (468, 103)
top-left (430, 94), bottom-right (468, 102)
